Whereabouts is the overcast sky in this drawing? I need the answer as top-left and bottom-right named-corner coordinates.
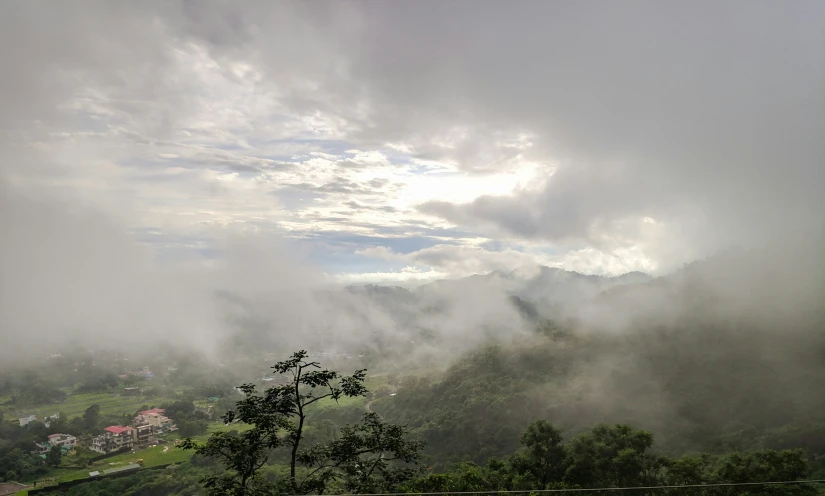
top-left (1, 0), bottom-right (822, 285)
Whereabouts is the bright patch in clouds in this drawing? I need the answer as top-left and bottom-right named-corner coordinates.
top-left (2, 1), bottom-right (819, 285)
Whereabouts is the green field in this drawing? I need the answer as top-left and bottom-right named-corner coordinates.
top-left (7, 377), bottom-right (384, 495)
top-left (13, 444), bottom-right (194, 495)
top-left (9, 420), bottom-right (258, 495)
top-left (59, 443), bottom-right (193, 482)
top-left (2, 392), bottom-right (169, 420)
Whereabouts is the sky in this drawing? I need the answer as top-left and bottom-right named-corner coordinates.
top-left (1, 0), bottom-right (823, 286)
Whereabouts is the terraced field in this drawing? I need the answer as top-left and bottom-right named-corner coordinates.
top-left (3, 392), bottom-right (170, 420)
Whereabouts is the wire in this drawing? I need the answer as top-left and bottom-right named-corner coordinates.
top-left (317, 479), bottom-right (825, 496)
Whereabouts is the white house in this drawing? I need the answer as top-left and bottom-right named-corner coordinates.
top-left (19, 415), bottom-right (37, 427)
top-left (32, 433), bottom-right (77, 455)
top-left (135, 409), bottom-right (176, 433)
top-left (47, 433), bottom-right (77, 449)
top-left (43, 413), bottom-right (60, 428)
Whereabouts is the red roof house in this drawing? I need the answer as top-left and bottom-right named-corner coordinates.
top-left (104, 426), bottom-right (132, 435)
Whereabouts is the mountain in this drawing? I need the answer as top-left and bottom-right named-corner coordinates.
top-left (417, 266), bottom-right (652, 317)
top-left (373, 247), bottom-right (825, 464)
top-left (217, 265), bottom-right (655, 360)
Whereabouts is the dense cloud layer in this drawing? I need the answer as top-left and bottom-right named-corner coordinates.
top-left (0, 1), bottom-right (822, 361)
top-left (4, 1), bottom-right (822, 276)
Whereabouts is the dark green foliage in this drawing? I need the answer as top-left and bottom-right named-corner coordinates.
top-left (0, 448), bottom-right (47, 482)
top-left (75, 374), bottom-right (119, 394)
top-left (182, 428), bottom-right (272, 496)
top-left (163, 400), bottom-right (208, 436)
top-left (510, 420), bottom-right (565, 488)
top-left (378, 311), bottom-right (825, 467)
top-left (62, 463), bottom-right (209, 495)
top-left (378, 344), bottom-right (570, 466)
top-left (9, 377), bottom-right (67, 406)
top-left (162, 400), bottom-right (197, 420)
top-left (563, 423), bottom-right (663, 488)
top-left (45, 445), bottom-right (62, 467)
top-left (298, 412), bottom-right (423, 494)
top-left (404, 422), bottom-right (816, 495)
top-left (710, 450), bottom-right (814, 495)
top-left (176, 418), bottom-right (208, 437)
top-left (182, 350), bottom-right (422, 495)
top-left (663, 453), bottom-right (713, 486)
top-left (83, 404), bottom-right (100, 431)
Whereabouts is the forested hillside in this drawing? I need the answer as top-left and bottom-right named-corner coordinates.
top-left (375, 248), bottom-right (825, 466)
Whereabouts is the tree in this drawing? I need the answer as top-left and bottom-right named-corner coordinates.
top-left (83, 404), bottom-right (100, 431)
top-left (177, 418), bottom-right (208, 437)
top-left (298, 412), bottom-right (423, 494)
top-left (564, 424), bottom-right (663, 488)
top-left (511, 420), bottom-right (566, 488)
top-left (162, 400), bottom-right (196, 421)
top-left (710, 449), bottom-right (814, 496)
top-left (663, 453), bottom-right (712, 486)
top-left (45, 445), bottom-right (61, 468)
top-left (182, 428), bottom-right (273, 496)
top-left (182, 350), bottom-right (422, 495)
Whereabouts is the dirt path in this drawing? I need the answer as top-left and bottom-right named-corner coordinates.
top-left (365, 398), bottom-right (381, 418)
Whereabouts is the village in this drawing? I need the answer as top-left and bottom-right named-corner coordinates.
top-left (26, 407), bottom-right (176, 459)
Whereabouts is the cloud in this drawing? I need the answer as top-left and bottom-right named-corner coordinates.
top-left (330, 266), bottom-right (448, 285)
top-left (1, 0), bottom-right (823, 291)
top-left (288, 0), bottom-right (825, 266)
top-left (356, 242), bottom-right (657, 280)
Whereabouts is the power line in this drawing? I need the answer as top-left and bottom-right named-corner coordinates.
top-left (318, 479), bottom-right (825, 496)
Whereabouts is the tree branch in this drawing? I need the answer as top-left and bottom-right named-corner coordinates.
top-left (302, 391), bottom-right (335, 407)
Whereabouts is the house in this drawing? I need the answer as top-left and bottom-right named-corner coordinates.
top-left (43, 413), bottom-right (60, 428)
top-left (139, 408), bottom-right (165, 415)
top-left (32, 443), bottom-right (50, 455)
top-left (18, 415), bottom-right (37, 427)
top-left (33, 434), bottom-right (76, 455)
top-left (131, 420), bottom-right (155, 447)
top-left (46, 433), bottom-right (77, 449)
top-left (134, 409), bottom-right (176, 433)
top-left (129, 366), bottom-right (154, 379)
top-left (124, 387), bottom-right (141, 396)
top-left (89, 426), bottom-right (133, 454)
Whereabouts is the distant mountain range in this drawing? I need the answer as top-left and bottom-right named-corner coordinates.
top-left (217, 244), bottom-right (825, 360)
top-left (337, 266), bottom-right (652, 323)
top-left (218, 265), bottom-right (655, 354)
top-left (416, 266), bottom-right (650, 309)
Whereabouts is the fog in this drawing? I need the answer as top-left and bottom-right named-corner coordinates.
top-left (0, 0), bottom-right (823, 443)
top-left (0, 175), bottom-right (540, 363)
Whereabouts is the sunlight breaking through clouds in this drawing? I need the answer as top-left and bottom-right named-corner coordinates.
top-left (0, 0), bottom-right (821, 284)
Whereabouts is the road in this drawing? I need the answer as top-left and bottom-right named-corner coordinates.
top-left (365, 398), bottom-right (381, 418)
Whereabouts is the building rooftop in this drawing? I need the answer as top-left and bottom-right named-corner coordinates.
top-left (102, 463), bottom-right (141, 475)
top-left (104, 425), bottom-right (132, 435)
top-left (139, 408), bottom-right (165, 415)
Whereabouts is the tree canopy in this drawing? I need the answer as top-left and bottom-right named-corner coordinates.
top-left (182, 350), bottom-right (423, 495)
